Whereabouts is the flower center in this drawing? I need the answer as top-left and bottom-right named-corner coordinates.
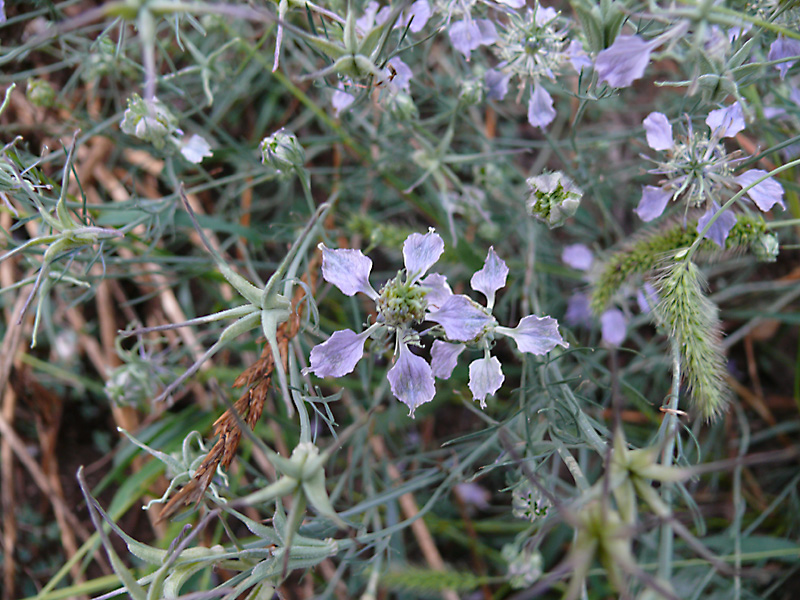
top-left (376, 273), bottom-right (428, 328)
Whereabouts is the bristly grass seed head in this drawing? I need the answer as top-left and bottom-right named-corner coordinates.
top-left (653, 260), bottom-right (728, 421)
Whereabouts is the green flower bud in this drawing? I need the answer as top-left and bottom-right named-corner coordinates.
top-left (377, 272), bottom-right (428, 327)
top-left (459, 77), bottom-right (485, 105)
top-left (502, 544), bottom-right (543, 589)
top-left (260, 128), bottom-right (306, 176)
top-left (388, 91), bottom-right (418, 121)
top-left (26, 78), bottom-right (56, 108)
top-left (526, 171), bottom-right (582, 228)
top-left (752, 231), bottom-right (779, 262)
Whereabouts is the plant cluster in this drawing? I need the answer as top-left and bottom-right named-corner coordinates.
top-left (0, 0), bottom-right (799, 599)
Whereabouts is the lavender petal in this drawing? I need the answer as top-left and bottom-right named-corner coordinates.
top-left (468, 356), bottom-right (504, 408)
top-left (595, 35), bottom-right (653, 88)
top-left (496, 315), bottom-right (568, 355)
top-left (388, 342), bottom-right (436, 417)
top-left (735, 169), bottom-right (785, 212)
top-left (403, 229), bottom-right (445, 282)
top-left (427, 295), bottom-right (494, 342)
top-left (431, 340), bottom-right (465, 379)
top-left (697, 202), bottom-right (736, 248)
top-left (635, 185), bottom-right (671, 222)
top-left (527, 83), bottom-right (556, 129)
top-left (470, 247), bottom-right (509, 308)
top-left (320, 244), bottom-right (378, 298)
top-left (309, 329), bottom-right (369, 378)
top-left (643, 112), bottom-right (673, 151)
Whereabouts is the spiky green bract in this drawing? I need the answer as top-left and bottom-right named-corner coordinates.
top-left (380, 568), bottom-right (487, 594)
top-left (653, 260), bottom-right (728, 421)
top-left (590, 214), bottom-right (770, 315)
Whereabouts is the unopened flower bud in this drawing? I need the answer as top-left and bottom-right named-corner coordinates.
top-left (388, 91), bottom-right (418, 121)
top-left (260, 128), bottom-right (306, 175)
top-left (526, 171), bottom-right (582, 228)
top-left (120, 94), bottom-right (178, 150)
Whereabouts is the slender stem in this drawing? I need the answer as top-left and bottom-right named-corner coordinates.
top-left (766, 218), bottom-right (800, 229)
top-left (657, 342), bottom-right (682, 582)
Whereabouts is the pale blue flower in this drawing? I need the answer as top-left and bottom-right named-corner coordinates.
top-left (643, 112), bottom-right (673, 151)
top-left (600, 308), bottom-right (626, 346)
top-left (430, 339), bottom-right (465, 379)
top-left (768, 36), bottom-right (800, 80)
top-left (485, 68), bottom-right (511, 100)
top-left (561, 244), bottom-right (593, 271)
top-left (310, 230), bottom-right (446, 415)
top-left (566, 40), bottom-right (592, 72)
top-left (635, 185), bottom-right (671, 222)
top-left (636, 283), bottom-right (659, 314)
top-left (706, 103), bottom-right (745, 138)
top-left (179, 134), bottom-right (212, 163)
top-left (697, 201), bottom-right (736, 248)
top-left (735, 169), bottom-right (785, 212)
top-left (565, 293), bottom-right (593, 328)
top-left (332, 84), bottom-right (355, 117)
top-left (595, 35), bottom-right (655, 88)
top-left (527, 83), bottom-right (556, 129)
top-left (449, 19), bottom-right (498, 59)
top-left (468, 356), bottom-right (505, 407)
top-left (430, 248), bottom-right (567, 406)
top-left (387, 338), bottom-right (436, 417)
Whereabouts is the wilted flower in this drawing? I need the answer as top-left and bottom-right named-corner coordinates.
top-left (120, 94), bottom-right (179, 150)
top-left (526, 171), bottom-right (583, 228)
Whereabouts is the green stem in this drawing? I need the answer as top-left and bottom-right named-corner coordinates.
top-left (657, 342), bottom-right (682, 582)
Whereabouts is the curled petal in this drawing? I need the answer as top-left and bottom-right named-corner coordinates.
top-left (735, 169), bottom-right (785, 211)
top-left (566, 40), bottom-right (592, 72)
top-left (388, 343), bottom-right (436, 417)
top-left (420, 273), bottom-right (452, 309)
top-left (643, 112), bottom-right (673, 151)
top-left (496, 315), bottom-right (567, 355)
top-left (320, 244), bottom-right (378, 298)
top-left (768, 36), bottom-right (800, 80)
top-left (561, 244), bottom-right (593, 271)
top-left (600, 309), bottom-right (626, 346)
top-left (468, 356), bottom-right (504, 408)
top-left (595, 35), bottom-right (654, 88)
top-left (706, 103), bottom-right (745, 138)
top-left (527, 83), bottom-right (556, 129)
top-left (427, 295), bottom-right (494, 341)
top-left (448, 19), bottom-right (498, 59)
top-left (635, 186), bottom-right (671, 222)
top-left (403, 229), bottom-right (445, 282)
top-left (309, 329), bottom-right (370, 378)
top-left (402, 0), bottom-right (431, 32)
top-left (697, 202), bottom-right (736, 248)
top-left (431, 340), bottom-right (465, 379)
top-left (470, 247), bottom-right (508, 308)
top-left (485, 69), bottom-right (511, 101)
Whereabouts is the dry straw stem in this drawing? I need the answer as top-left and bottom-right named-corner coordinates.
top-left (158, 264), bottom-right (315, 521)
